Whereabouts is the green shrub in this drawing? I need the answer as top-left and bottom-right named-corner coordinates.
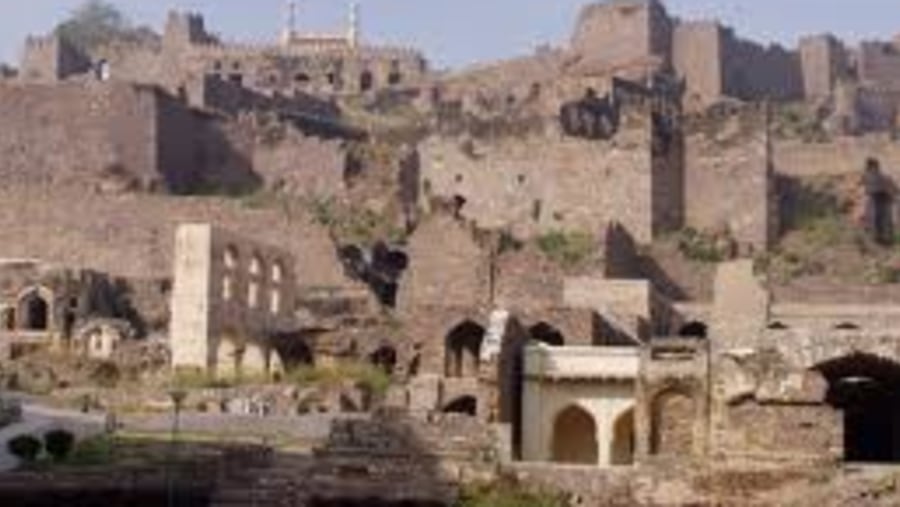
top-left (867, 262), bottom-right (900, 285)
top-left (498, 230), bottom-right (523, 254)
top-left (286, 362), bottom-right (392, 397)
top-left (676, 228), bottom-right (730, 263)
top-left (44, 429), bottom-right (75, 461)
top-left (68, 435), bottom-right (115, 466)
top-left (7, 434), bottom-right (42, 463)
top-left (89, 361), bottom-right (121, 388)
top-left (536, 230), bottom-right (595, 268)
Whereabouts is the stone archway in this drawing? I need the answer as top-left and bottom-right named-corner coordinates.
top-left (651, 389), bottom-right (695, 456)
top-left (216, 335), bottom-right (245, 379)
top-left (18, 289), bottom-right (50, 331)
top-left (611, 407), bottom-right (635, 465)
top-left (816, 353), bottom-right (900, 462)
top-left (678, 321), bottom-right (708, 339)
top-left (360, 70), bottom-right (374, 92)
top-left (552, 405), bottom-right (598, 465)
top-left (445, 321), bottom-right (485, 378)
top-left (369, 345), bottom-right (398, 375)
top-left (443, 395), bottom-right (477, 416)
top-left (528, 322), bottom-right (565, 346)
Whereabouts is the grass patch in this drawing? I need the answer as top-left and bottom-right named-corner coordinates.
top-left (536, 230), bottom-right (595, 268)
top-left (676, 228), bottom-right (732, 263)
top-left (171, 369), bottom-right (270, 390)
top-left (285, 362), bottom-right (391, 397)
top-left (303, 196), bottom-right (405, 246)
top-left (457, 481), bottom-right (569, 507)
top-left (66, 435), bottom-right (116, 467)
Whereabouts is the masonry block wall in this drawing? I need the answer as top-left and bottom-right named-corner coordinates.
top-left (19, 36), bottom-right (92, 83)
top-left (170, 224), bottom-right (297, 375)
top-left (571, 0), bottom-right (672, 71)
top-left (720, 32), bottom-right (804, 102)
top-left (420, 104), bottom-right (674, 244)
top-left (684, 106), bottom-right (774, 252)
top-left (799, 35), bottom-right (850, 100)
top-left (0, 187), bottom-right (348, 289)
top-left (673, 22), bottom-right (724, 104)
top-left (397, 215), bottom-right (491, 313)
top-left (0, 82), bottom-right (160, 189)
top-left (858, 41), bottom-right (900, 90)
top-left (773, 136), bottom-right (900, 180)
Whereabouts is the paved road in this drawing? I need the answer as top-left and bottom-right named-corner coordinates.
top-left (0, 403), bottom-right (106, 471)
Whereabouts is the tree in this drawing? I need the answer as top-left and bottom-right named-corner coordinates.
top-left (54, 0), bottom-right (158, 52)
top-left (7, 434), bottom-right (42, 463)
top-left (44, 430), bottom-right (76, 461)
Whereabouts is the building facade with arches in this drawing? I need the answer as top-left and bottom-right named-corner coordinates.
top-left (169, 223), bottom-right (299, 378)
top-left (0, 259), bottom-right (125, 360)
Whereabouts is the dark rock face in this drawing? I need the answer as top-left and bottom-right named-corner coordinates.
top-left (560, 89), bottom-right (620, 140)
top-left (338, 242), bottom-right (409, 307)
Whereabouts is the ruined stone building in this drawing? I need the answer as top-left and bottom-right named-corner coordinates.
top-left (429, 0), bottom-right (900, 135)
top-left (4, 1), bottom-right (900, 505)
top-left (18, 2), bottom-right (427, 112)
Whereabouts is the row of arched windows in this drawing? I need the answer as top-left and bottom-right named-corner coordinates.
top-left (222, 245), bottom-right (285, 315)
top-left (443, 320), bottom-right (569, 378)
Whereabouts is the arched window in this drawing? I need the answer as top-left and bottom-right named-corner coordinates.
top-left (611, 408), bottom-right (635, 466)
top-left (445, 321), bottom-right (485, 378)
top-left (528, 322), bottom-right (565, 346)
top-left (369, 345), bottom-right (398, 375)
top-left (95, 60), bottom-right (110, 81)
top-left (19, 290), bottom-right (49, 331)
top-left (816, 353), bottom-right (900, 462)
top-left (678, 321), bottom-right (708, 339)
top-left (443, 395), bottom-right (477, 416)
top-left (249, 254), bottom-right (263, 276)
top-left (271, 261), bottom-right (284, 283)
top-left (248, 282), bottom-right (260, 309)
top-left (552, 405), bottom-right (598, 465)
top-left (223, 245), bottom-right (239, 269)
top-left (269, 289), bottom-right (281, 314)
top-left (387, 60), bottom-right (402, 86)
top-left (359, 70), bottom-right (374, 92)
top-left (222, 275), bottom-right (233, 301)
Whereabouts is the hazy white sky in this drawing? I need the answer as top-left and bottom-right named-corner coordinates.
top-left (1, 1), bottom-right (898, 69)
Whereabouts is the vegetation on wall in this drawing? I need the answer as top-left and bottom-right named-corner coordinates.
top-left (757, 175), bottom-right (900, 286)
top-left (286, 362), bottom-right (392, 398)
top-left (55, 1), bottom-right (160, 53)
top-left (676, 227), bottom-right (735, 263)
top-left (771, 102), bottom-right (830, 143)
top-left (457, 480), bottom-right (570, 507)
top-left (536, 230), bottom-right (595, 268)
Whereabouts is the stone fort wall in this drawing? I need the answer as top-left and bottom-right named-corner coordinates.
top-left (0, 81), bottom-right (346, 197)
top-left (684, 105), bottom-right (775, 252)
top-left (19, 10), bottom-right (428, 102)
top-left (0, 82), bottom-right (164, 191)
top-left (673, 22), bottom-right (803, 105)
top-left (419, 101), bottom-right (681, 244)
top-left (570, 0), bottom-right (672, 72)
top-left (0, 187), bottom-right (349, 291)
top-left (773, 135), bottom-right (900, 180)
